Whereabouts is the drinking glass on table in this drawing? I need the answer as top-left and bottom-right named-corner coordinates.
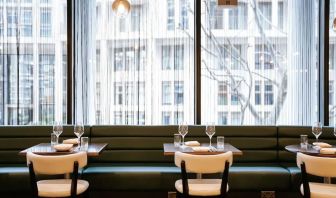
top-left (206, 123), bottom-right (216, 148)
top-left (312, 122), bottom-right (322, 143)
top-left (53, 121), bottom-right (63, 144)
top-left (74, 123), bottom-right (85, 145)
top-left (178, 122), bottom-right (188, 148)
top-left (300, 135), bottom-right (308, 150)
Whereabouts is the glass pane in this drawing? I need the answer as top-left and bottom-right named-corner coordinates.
top-left (201, 0), bottom-right (319, 125)
top-left (78, 0), bottom-right (195, 125)
top-left (0, 0), bottom-right (67, 125)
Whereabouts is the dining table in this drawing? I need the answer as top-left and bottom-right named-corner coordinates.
top-left (19, 143), bottom-right (108, 157)
top-left (285, 144), bottom-right (336, 184)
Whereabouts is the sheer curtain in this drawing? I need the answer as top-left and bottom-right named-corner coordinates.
top-left (201, 0), bottom-right (318, 126)
top-left (75, 0), bottom-right (195, 125)
top-left (0, 0), bottom-right (67, 125)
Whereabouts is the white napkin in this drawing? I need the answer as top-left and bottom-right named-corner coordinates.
top-left (192, 146), bottom-right (209, 152)
top-left (185, 141), bottom-right (201, 147)
top-left (63, 138), bottom-right (79, 145)
top-left (320, 148), bottom-right (336, 154)
top-left (53, 144), bottom-right (73, 151)
top-left (313, 142), bottom-right (332, 148)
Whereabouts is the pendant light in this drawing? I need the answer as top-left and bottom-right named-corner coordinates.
top-left (112, 0), bottom-right (131, 18)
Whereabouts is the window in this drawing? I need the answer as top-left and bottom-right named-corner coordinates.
top-left (114, 111), bottom-right (122, 125)
top-left (278, 2), bottom-right (284, 30)
top-left (210, 1), bottom-right (224, 30)
top-left (231, 92), bottom-right (239, 105)
top-left (174, 45), bottom-right (184, 70)
top-left (255, 45), bottom-right (274, 70)
top-left (114, 48), bottom-right (124, 71)
top-left (162, 111), bottom-right (171, 125)
top-left (162, 81), bottom-right (171, 105)
top-left (162, 46), bottom-right (171, 70)
top-left (131, 6), bottom-right (141, 32)
top-left (255, 81), bottom-right (261, 105)
top-left (264, 82), bottom-right (274, 105)
top-left (114, 83), bottom-right (123, 105)
top-left (174, 81), bottom-right (184, 105)
top-left (222, 44), bottom-right (243, 70)
top-left (22, 8), bottom-right (32, 37)
top-left (174, 111), bottom-right (183, 124)
top-left (218, 112), bottom-right (228, 125)
top-left (7, 8), bottom-right (17, 36)
top-left (40, 8), bottom-right (52, 37)
top-left (228, 3), bottom-right (247, 30)
top-left (167, 0), bottom-right (175, 30)
top-left (231, 112), bottom-right (241, 125)
top-left (258, 2), bottom-right (272, 30)
top-left (179, 0), bottom-right (188, 29)
top-left (218, 81), bottom-right (228, 105)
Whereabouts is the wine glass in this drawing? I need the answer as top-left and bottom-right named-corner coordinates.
top-left (74, 123), bottom-right (84, 145)
top-left (334, 124), bottom-right (336, 138)
top-left (178, 122), bottom-right (188, 148)
top-left (53, 121), bottom-right (63, 144)
top-left (312, 122), bottom-right (322, 143)
top-left (206, 123), bottom-right (216, 148)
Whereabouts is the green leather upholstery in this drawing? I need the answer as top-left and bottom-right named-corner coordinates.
top-left (1, 125), bottom-right (335, 194)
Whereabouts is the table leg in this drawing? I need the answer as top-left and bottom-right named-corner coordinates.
top-left (196, 173), bottom-right (202, 179)
top-left (324, 177), bottom-right (331, 184)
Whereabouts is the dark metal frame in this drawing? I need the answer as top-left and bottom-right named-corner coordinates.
top-left (28, 161), bottom-right (83, 198)
top-left (66, 1), bottom-right (332, 126)
top-left (177, 160), bottom-right (230, 198)
top-left (300, 163), bottom-right (311, 198)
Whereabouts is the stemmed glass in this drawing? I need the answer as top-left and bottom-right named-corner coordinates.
top-left (74, 123), bottom-right (85, 145)
top-left (178, 122), bottom-right (188, 148)
top-left (206, 123), bottom-right (216, 148)
top-left (53, 121), bottom-right (63, 144)
top-left (312, 121), bottom-right (322, 143)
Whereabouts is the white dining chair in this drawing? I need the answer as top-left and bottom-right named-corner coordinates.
top-left (26, 152), bottom-right (89, 198)
top-left (297, 152), bottom-right (336, 198)
top-left (174, 151), bottom-right (233, 198)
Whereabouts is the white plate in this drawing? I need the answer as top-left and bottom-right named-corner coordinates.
top-left (53, 144), bottom-right (73, 151)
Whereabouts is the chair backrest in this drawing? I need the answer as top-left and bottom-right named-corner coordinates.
top-left (26, 152), bottom-right (87, 175)
top-left (175, 151), bottom-right (233, 174)
top-left (297, 152), bottom-right (336, 178)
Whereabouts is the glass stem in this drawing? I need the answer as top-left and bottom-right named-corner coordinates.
top-left (182, 136), bottom-right (185, 146)
top-left (56, 136), bottom-right (59, 144)
top-left (209, 136), bottom-right (212, 147)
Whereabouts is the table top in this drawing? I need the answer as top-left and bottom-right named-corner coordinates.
top-left (285, 144), bottom-right (336, 157)
top-left (19, 143), bottom-right (108, 157)
top-left (163, 143), bottom-right (243, 156)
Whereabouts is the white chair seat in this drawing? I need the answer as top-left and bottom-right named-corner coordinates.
top-left (300, 182), bottom-right (336, 198)
top-left (175, 179), bottom-right (228, 196)
top-left (37, 179), bottom-right (89, 197)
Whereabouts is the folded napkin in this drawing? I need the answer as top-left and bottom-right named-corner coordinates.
top-left (192, 146), bottom-right (209, 152)
top-left (185, 141), bottom-right (201, 147)
top-left (313, 142), bottom-right (332, 148)
top-left (53, 144), bottom-right (73, 151)
top-left (320, 148), bottom-right (336, 154)
top-left (63, 138), bottom-right (79, 145)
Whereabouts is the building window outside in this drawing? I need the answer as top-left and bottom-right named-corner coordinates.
top-left (174, 45), bottom-right (184, 70)
top-left (255, 80), bottom-right (261, 105)
top-left (40, 8), bottom-right (52, 37)
top-left (7, 8), bottom-right (17, 36)
top-left (114, 48), bottom-right (123, 71)
top-left (231, 92), bottom-right (239, 105)
top-left (162, 46), bottom-right (171, 70)
top-left (167, 0), bottom-right (175, 30)
top-left (255, 44), bottom-right (274, 70)
top-left (162, 111), bottom-right (171, 125)
top-left (258, 2), bottom-right (272, 30)
top-left (218, 112), bottom-right (228, 125)
top-left (114, 111), bottom-right (122, 124)
top-left (264, 82), bottom-right (274, 105)
top-left (131, 5), bottom-right (140, 32)
top-left (231, 112), bottom-right (241, 125)
top-left (179, 0), bottom-right (188, 29)
top-left (218, 81), bottom-right (228, 105)
top-left (278, 2), bottom-right (284, 30)
top-left (174, 111), bottom-right (183, 124)
top-left (162, 81), bottom-right (171, 105)
top-left (228, 3), bottom-right (247, 30)
top-left (114, 82), bottom-right (123, 105)
top-left (22, 8), bottom-right (32, 37)
top-left (174, 81), bottom-right (184, 105)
